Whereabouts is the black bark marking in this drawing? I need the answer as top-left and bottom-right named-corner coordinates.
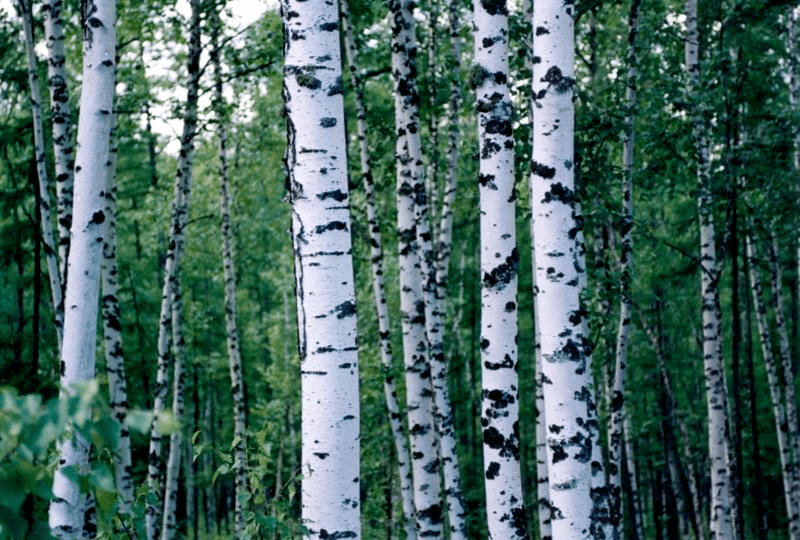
top-left (486, 461), bottom-right (500, 479)
top-left (91, 211), bottom-right (105, 225)
top-left (541, 66), bottom-right (574, 94)
top-left (481, 0), bottom-right (507, 15)
top-left (317, 189), bottom-right (347, 202)
top-left (327, 76), bottom-right (344, 96)
top-left (296, 73), bottom-right (322, 89)
top-left (315, 221), bottom-right (348, 234)
top-left (485, 118), bottom-right (512, 136)
top-left (531, 160), bottom-right (556, 179)
top-left (484, 354), bottom-right (514, 370)
top-left (542, 182), bottom-right (576, 205)
top-left (334, 300), bottom-right (357, 318)
top-left (535, 26), bottom-right (549, 35)
top-left (418, 504), bottom-right (443, 524)
top-left (313, 452), bottom-right (330, 459)
top-left (319, 21), bottom-right (338, 31)
top-left (320, 117), bottom-right (337, 127)
top-left (483, 248), bottom-right (519, 290)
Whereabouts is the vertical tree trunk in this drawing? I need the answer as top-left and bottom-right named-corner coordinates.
top-left (473, 0), bottom-right (527, 536)
top-left (160, 0), bottom-right (202, 534)
top-left (339, 0), bottom-right (417, 536)
top-left (608, 1), bottom-right (640, 537)
top-left (16, 0), bottom-right (64, 353)
top-left (42, 0), bottom-right (74, 287)
top-left (282, 0), bottom-right (361, 536)
top-left (101, 111), bottom-right (135, 516)
top-left (148, 2), bottom-right (202, 538)
top-left (48, 0), bottom-right (116, 536)
top-left (210, 5), bottom-right (249, 535)
top-left (745, 224), bottom-right (800, 539)
top-left (530, 0), bottom-right (609, 536)
top-left (388, 0), bottom-right (444, 535)
top-left (685, 0), bottom-right (734, 536)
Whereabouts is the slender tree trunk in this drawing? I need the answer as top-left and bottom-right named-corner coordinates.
top-left (161, 0), bottom-right (202, 533)
top-left (685, 0), bottom-right (734, 536)
top-left (282, 0), bottom-right (361, 535)
top-left (388, 0), bottom-right (444, 535)
top-left (745, 222), bottom-right (800, 539)
top-left (390, 0), bottom-right (467, 531)
top-left (49, 0), bottom-right (116, 536)
top-left (530, 0), bottom-right (609, 536)
top-left (17, 0), bottom-right (64, 353)
top-left (101, 111), bottom-right (135, 517)
top-left (210, 5), bottom-right (249, 535)
top-left (340, 0), bottom-right (417, 536)
top-left (42, 0), bottom-right (74, 288)
top-left (473, 0), bottom-right (527, 536)
top-left (148, 2), bottom-right (202, 538)
top-left (608, 1), bottom-right (640, 537)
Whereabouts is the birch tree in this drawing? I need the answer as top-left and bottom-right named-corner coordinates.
top-left (16, 0), bottom-right (64, 353)
top-left (43, 0), bottom-right (74, 286)
top-left (49, 0), bottom-right (116, 536)
top-left (147, 1), bottom-right (202, 537)
top-left (473, 0), bottom-right (527, 536)
top-left (608, 0), bottom-right (640, 536)
top-left (211, 4), bottom-right (249, 534)
top-left (340, 0), bottom-right (417, 535)
top-left (101, 111), bottom-right (135, 516)
top-left (685, 0), bottom-right (734, 536)
top-left (389, 0), bottom-right (444, 535)
top-left (282, 0), bottom-right (361, 536)
top-left (160, 0), bottom-right (202, 537)
top-left (530, 0), bottom-right (608, 536)
top-left (745, 221), bottom-right (800, 540)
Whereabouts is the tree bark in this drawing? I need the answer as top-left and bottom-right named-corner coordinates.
top-left (339, 0), bottom-right (417, 536)
top-left (49, 0), bottom-right (116, 536)
top-left (101, 110), bottom-right (135, 517)
top-left (530, 0), bottom-right (609, 536)
top-left (160, 0), bottom-right (202, 534)
top-left (16, 0), bottom-right (64, 354)
top-left (473, 0), bottom-right (527, 536)
top-left (282, 0), bottom-right (361, 535)
top-left (685, 0), bottom-right (734, 536)
top-left (42, 0), bottom-right (74, 288)
top-left (608, 1), bottom-right (640, 537)
top-left (388, 0), bottom-right (444, 535)
top-left (211, 4), bottom-right (249, 535)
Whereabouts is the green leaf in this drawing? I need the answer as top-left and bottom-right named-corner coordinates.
top-left (125, 409), bottom-right (154, 434)
top-left (156, 411), bottom-right (180, 435)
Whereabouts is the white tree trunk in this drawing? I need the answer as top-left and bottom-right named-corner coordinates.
top-left (685, 1), bottom-right (734, 537)
top-left (340, 0), bottom-right (417, 536)
top-left (211, 5), bottom-right (249, 534)
top-left (49, 0), bottom-right (116, 536)
top-left (17, 0), bottom-right (64, 353)
top-left (283, 0), bottom-right (361, 536)
top-left (101, 112), bottom-right (135, 516)
top-left (160, 1), bottom-right (202, 537)
top-left (43, 0), bottom-right (74, 288)
top-left (608, 0), bottom-right (640, 536)
top-left (474, 0), bottom-right (527, 536)
top-left (745, 224), bottom-right (800, 540)
top-left (530, 0), bottom-right (609, 536)
top-left (389, 0), bottom-right (445, 535)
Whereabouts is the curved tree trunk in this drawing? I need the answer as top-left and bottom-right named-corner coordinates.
top-left (340, 0), bottom-right (417, 536)
top-left (473, 0), bottom-right (527, 536)
top-left (530, 0), bottom-right (609, 536)
top-left (282, 0), bottom-right (361, 536)
top-left (42, 0), bottom-right (74, 288)
top-left (16, 0), bottom-right (64, 353)
top-left (48, 0), bottom-right (116, 536)
top-left (389, 0), bottom-right (444, 535)
top-left (685, 1), bottom-right (734, 537)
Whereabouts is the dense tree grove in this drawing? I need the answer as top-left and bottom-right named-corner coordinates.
top-left (0, 0), bottom-right (799, 538)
